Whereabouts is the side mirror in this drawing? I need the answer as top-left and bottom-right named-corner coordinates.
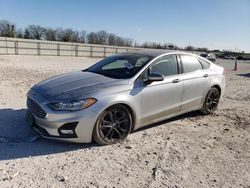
top-left (146, 73), bottom-right (164, 82)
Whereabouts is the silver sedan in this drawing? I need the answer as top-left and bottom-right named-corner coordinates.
top-left (26, 51), bottom-right (225, 145)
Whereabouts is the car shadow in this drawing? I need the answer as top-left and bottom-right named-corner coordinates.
top-left (0, 108), bottom-right (203, 161)
top-left (0, 108), bottom-right (97, 161)
top-left (236, 73), bottom-right (250, 78)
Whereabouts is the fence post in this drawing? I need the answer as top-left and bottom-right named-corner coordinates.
top-left (14, 41), bottom-right (18, 55)
top-left (103, 47), bottom-right (106, 57)
top-left (57, 43), bottom-right (60, 56)
top-left (115, 48), bottom-right (118, 54)
top-left (90, 46), bottom-right (93, 58)
top-left (37, 42), bottom-right (40, 55)
top-left (75, 45), bottom-right (78, 57)
top-left (5, 37), bottom-right (8, 55)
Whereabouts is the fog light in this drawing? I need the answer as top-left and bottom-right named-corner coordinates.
top-left (60, 129), bottom-right (74, 134)
top-left (58, 122), bottom-right (78, 138)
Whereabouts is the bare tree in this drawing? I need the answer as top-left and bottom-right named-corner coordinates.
top-left (56, 28), bottom-right (79, 42)
top-left (86, 32), bottom-right (98, 44)
top-left (134, 40), bottom-right (139, 47)
top-left (115, 36), bottom-right (125, 46)
top-left (25, 25), bottom-right (45, 39)
top-left (44, 28), bottom-right (57, 41)
top-left (70, 30), bottom-right (79, 42)
top-left (96, 30), bottom-right (108, 45)
top-left (123, 38), bottom-right (133, 47)
top-left (0, 20), bottom-right (16, 37)
top-left (197, 47), bottom-right (209, 52)
top-left (0, 19), bottom-right (184, 50)
top-left (24, 28), bottom-right (31, 39)
top-left (55, 28), bottom-right (63, 41)
top-left (16, 28), bottom-right (23, 38)
top-left (184, 45), bottom-right (195, 51)
top-left (79, 30), bottom-right (86, 43)
top-left (107, 33), bottom-right (116, 46)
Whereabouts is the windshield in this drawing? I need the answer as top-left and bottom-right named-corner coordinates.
top-left (86, 54), bottom-right (154, 79)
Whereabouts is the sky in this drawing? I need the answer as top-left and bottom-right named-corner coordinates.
top-left (0, 0), bottom-right (250, 52)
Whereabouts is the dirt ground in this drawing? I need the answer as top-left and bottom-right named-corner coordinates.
top-left (0, 55), bottom-right (249, 188)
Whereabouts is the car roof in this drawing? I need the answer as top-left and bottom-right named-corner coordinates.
top-left (119, 50), bottom-right (178, 58)
top-left (135, 50), bottom-right (174, 57)
top-left (118, 50), bottom-right (201, 58)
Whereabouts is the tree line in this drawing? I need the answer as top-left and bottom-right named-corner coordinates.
top-left (0, 20), bottom-right (209, 51)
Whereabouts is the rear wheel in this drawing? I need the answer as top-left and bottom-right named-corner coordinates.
top-left (93, 105), bottom-right (132, 145)
top-left (201, 87), bottom-right (220, 115)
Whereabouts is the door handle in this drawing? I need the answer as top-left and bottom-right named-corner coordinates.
top-left (203, 74), bottom-right (209, 78)
top-left (172, 79), bottom-right (180, 83)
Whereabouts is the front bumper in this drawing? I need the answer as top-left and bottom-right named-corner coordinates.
top-left (27, 89), bottom-right (99, 143)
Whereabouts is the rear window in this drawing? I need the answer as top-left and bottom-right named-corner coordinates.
top-left (200, 53), bottom-right (208, 58)
top-left (180, 55), bottom-right (203, 73)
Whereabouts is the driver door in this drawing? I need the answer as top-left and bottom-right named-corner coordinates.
top-left (140, 55), bottom-right (183, 126)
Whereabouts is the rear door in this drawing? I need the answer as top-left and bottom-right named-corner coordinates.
top-left (179, 54), bottom-right (211, 111)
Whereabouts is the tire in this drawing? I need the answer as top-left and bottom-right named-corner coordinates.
top-left (201, 87), bottom-right (220, 115)
top-left (93, 105), bottom-right (132, 145)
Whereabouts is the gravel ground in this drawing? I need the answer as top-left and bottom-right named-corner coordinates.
top-left (0, 55), bottom-right (249, 188)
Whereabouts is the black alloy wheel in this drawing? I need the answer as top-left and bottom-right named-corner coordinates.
top-left (201, 87), bottom-right (220, 114)
top-left (93, 105), bottom-right (132, 145)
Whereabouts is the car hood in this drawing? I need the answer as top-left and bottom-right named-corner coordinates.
top-left (32, 71), bottom-right (128, 102)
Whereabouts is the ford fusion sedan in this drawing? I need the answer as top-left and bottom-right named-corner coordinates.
top-left (26, 51), bottom-right (225, 145)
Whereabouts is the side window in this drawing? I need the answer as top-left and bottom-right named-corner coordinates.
top-left (150, 55), bottom-right (178, 77)
top-left (140, 69), bottom-right (149, 81)
top-left (198, 58), bottom-right (210, 69)
top-left (181, 55), bottom-right (203, 73)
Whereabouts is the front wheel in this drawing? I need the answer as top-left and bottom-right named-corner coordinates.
top-left (201, 87), bottom-right (220, 115)
top-left (93, 105), bottom-right (132, 145)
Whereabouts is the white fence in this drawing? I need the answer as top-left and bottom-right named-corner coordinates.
top-left (0, 37), bottom-right (202, 58)
top-left (0, 37), bottom-right (145, 58)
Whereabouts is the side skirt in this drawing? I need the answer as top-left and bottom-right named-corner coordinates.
top-left (137, 106), bottom-right (202, 129)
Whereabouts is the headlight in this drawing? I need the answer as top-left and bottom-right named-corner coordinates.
top-left (48, 98), bottom-right (97, 111)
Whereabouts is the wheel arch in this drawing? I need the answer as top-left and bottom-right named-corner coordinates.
top-left (106, 103), bottom-right (137, 132)
top-left (118, 103), bottom-right (136, 131)
top-left (92, 101), bottom-right (137, 135)
top-left (211, 84), bottom-right (221, 97)
top-left (91, 102), bottom-right (137, 144)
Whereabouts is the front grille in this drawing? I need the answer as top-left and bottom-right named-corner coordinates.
top-left (27, 97), bottom-right (47, 118)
